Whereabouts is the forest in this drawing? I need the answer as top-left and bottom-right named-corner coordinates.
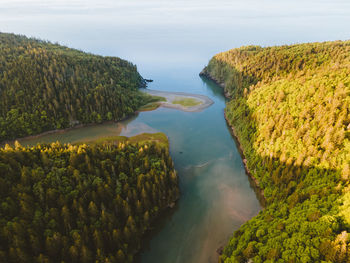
top-left (202, 41), bottom-right (350, 262)
top-left (0, 133), bottom-right (179, 262)
top-left (0, 32), bottom-right (157, 142)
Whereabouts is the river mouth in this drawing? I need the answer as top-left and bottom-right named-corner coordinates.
top-left (16, 71), bottom-right (261, 263)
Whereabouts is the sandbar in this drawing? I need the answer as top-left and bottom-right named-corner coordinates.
top-left (142, 89), bottom-right (214, 112)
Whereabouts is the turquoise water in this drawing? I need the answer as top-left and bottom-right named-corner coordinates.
top-left (134, 77), bottom-right (261, 263)
top-left (19, 70), bottom-right (261, 263)
top-left (3, 0), bottom-right (350, 261)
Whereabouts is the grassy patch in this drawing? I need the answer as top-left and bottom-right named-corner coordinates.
top-left (150, 95), bottom-right (166, 102)
top-left (80, 132), bottom-right (169, 147)
top-left (138, 94), bottom-right (166, 111)
top-left (172, 98), bottom-right (201, 107)
top-left (138, 102), bottom-right (161, 111)
top-left (143, 94), bottom-right (166, 103)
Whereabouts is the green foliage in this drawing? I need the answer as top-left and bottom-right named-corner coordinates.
top-left (82, 132), bottom-right (170, 149)
top-left (137, 95), bottom-right (166, 112)
top-left (0, 137), bottom-right (179, 262)
top-left (203, 40), bottom-right (350, 262)
top-left (172, 98), bottom-right (201, 107)
top-left (0, 32), bottom-right (150, 141)
top-left (138, 102), bottom-right (161, 112)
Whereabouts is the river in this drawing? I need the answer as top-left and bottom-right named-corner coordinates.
top-left (18, 67), bottom-right (261, 263)
top-left (3, 0), bottom-right (349, 262)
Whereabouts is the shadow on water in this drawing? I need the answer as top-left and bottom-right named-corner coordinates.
top-left (134, 203), bottom-right (180, 262)
top-left (137, 74), bottom-right (261, 263)
top-left (200, 76), bottom-right (227, 102)
top-left (12, 113), bottom-right (140, 147)
top-left (201, 74), bottom-right (265, 207)
top-left (224, 119), bottom-right (266, 208)
top-left (14, 71), bottom-right (262, 263)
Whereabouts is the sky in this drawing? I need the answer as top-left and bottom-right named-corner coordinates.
top-left (1, 0), bottom-right (349, 71)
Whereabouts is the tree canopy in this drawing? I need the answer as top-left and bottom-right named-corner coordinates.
top-left (202, 40), bottom-right (350, 262)
top-left (0, 32), bottom-right (154, 142)
top-left (0, 134), bottom-right (179, 262)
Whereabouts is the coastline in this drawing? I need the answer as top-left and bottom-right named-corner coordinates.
top-left (199, 69), bottom-right (226, 90)
top-left (200, 70), bottom-right (266, 207)
top-left (0, 115), bottom-right (137, 147)
top-left (224, 113), bottom-right (266, 207)
top-left (1, 124), bottom-right (89, 146)
top-left (2, 88), bottom-right (214, 146)
top-left (199, 69), bottom-right (231, 98)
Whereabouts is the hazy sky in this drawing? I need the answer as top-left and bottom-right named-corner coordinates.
top-left (1, 0), bottom-right (349, 71)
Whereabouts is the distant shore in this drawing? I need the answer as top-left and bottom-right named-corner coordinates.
top-left (142, 89), bottom-right (214, 112)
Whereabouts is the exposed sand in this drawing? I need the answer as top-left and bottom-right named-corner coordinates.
top-left (142, 89), bottom-right (214, 112)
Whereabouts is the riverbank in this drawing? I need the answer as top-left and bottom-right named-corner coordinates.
top-left (0, 131), bottom-right (179, 263)
top-left (200, 71), bottom-right (266, 207)
top-left (1, 89), bottom-right (213, 147)
top-left (142, 89), bottom-right (214, 112)
top-left (224, 113), bottom-right (266, 207)
top-left (199, 69), bottom-right (231, 98)
top-left (0, 118), bottom-right (130, 147)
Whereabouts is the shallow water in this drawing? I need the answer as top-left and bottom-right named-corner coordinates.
top-left (19, 73), bottom-right (262, 263)
top-left (3, 0), bottom-right (349, 262)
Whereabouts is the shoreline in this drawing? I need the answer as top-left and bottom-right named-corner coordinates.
top-left (1, 124), bottom-right (89, 146)
top-left (199, 69), bottom-right (226, 90)
top-left (224, 113), bottom-right (266, 207)
top-left (199, 69), bottom-right (231, 98)
top-left (200, 70), bottom-right (266, 207)
top-left (2, 88), bottom-right (214, 146)
top-left (142, 89), bottom-right (214, 112)
top-left (0, 114), bottom-right (137, 147)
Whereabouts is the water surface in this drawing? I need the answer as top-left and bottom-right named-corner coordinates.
top-left (2, 1), bottom-right (350, 262)
top-left (19, 72), bottom-right (261, 263)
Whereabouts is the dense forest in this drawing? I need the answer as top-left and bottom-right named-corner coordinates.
top-left (0, 133), bottom-right (179, 262)
top-left (202, 41), bottom-right (350, 262)
top-left (0, 32), bottom-right (157, 142)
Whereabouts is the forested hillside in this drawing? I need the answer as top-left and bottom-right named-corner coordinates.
top-left (202, 41), bottom-right (350, 262)
top-left (0, 33), bottom-right (154, 141)
top-left (0, 133), bottom-right (179, 262)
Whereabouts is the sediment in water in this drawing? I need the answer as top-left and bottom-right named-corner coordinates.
top-left (200, 69), bottom-right (266, 207)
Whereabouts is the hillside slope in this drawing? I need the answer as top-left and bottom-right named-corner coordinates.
top-left (202, 41), bottom-right (350, 262)
top-left (0, 33), bottom-right (153, 141)
top-left (0, 133), bottom-right (179, 262)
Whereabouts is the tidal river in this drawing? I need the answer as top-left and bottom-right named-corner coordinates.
top-left (4, 0), bottom-right (349, 261)
top-left (19, 67), bottom-right (261, 263)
